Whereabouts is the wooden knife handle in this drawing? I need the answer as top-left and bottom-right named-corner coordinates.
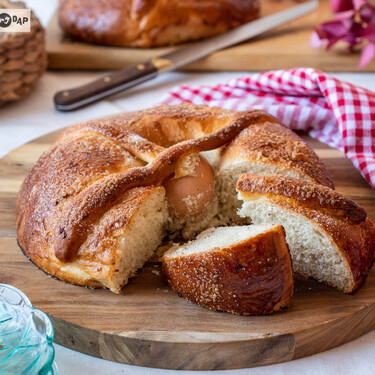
top-left (54, 61), bottom-right (158, 111)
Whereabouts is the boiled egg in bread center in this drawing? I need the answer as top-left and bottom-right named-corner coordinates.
top-left (163, 154), bottom-right (215, 220)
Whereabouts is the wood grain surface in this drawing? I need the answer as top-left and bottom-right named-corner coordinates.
top-left (1, 129), bottom-right (375, 370)
top-left (46, 0), bottom-right (375, 72)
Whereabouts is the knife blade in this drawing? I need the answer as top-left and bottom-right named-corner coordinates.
top-left (54, 0), bottom-right (318, 111)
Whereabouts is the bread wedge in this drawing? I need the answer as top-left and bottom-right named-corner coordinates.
top-left (162, 224), bottom-right (293, 315)
top-left (237, 174), bottom-right (375, 293)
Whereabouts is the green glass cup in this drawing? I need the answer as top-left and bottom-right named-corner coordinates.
top-left (0, 284), bottom-right (58, 374)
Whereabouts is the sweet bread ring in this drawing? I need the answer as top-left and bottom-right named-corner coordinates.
top-left (17, 104), bottom-right (335, 294)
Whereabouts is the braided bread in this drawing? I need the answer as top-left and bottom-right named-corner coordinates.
top-left (17, 103), bottom-right (343, 296)
top-left (58, 0), bottom-right (260, 47)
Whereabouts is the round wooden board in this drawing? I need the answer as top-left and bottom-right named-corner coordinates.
top-left (1, 130), bottom-right (375, 370)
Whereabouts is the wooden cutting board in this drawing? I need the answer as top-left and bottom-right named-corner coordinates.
top-left (1, 130), bottom-right (375, 370)
top-left (46, 0), bottom-right (375, 72)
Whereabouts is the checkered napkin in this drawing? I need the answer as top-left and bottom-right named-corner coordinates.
top-left (162, 68), bottom-right (375, 190)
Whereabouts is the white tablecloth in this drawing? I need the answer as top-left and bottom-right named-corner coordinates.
top-left (2, 1), bottom-right (375, 374)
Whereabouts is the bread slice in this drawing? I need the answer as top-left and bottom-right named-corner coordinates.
top-left (162, 224), bottom-right (293, 315)
top-left (215, 122), bottom-right (334, 224)
top-left (237, 174), bottom-right (375, 293)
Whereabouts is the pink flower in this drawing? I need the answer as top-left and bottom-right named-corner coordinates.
top-left (359, 1), bottom-right (375, 23)
top-left (310, 0), bottom-right (375, 68)
top-left (331, 0), bottom-right (354, 12)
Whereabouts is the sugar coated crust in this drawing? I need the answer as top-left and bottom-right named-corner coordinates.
top-left (163, 225), bottom-right (294, 315)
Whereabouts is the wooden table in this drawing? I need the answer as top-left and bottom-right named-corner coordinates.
top-left (46, 0), bottom-right (375, 72)
top-left (1, 129), bottom-right (375, 370)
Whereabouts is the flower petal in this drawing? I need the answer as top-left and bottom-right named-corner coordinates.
top-left (359, 4), bottom-right (375, 23)
top-left (309, 30), bottom-right (326, 48)
top-left (321, 20), bottom-right (352, 37)
top-left (331, 0), bottom-right (354, 12)
top-left (360, 24), bottom-right (375, 42)
top-left (333, 9), bottom-right (356, 20)
top-left (358, 42), bottom-right (375, 68)
top-left (353, 0), bottom-right (367, 11)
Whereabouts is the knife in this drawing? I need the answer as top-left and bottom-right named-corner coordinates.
top-left (54, 0), bottom-right (318, 111)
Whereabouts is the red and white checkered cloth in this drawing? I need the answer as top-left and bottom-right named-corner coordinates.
top-left (162, 68), bottom-right (375, 189)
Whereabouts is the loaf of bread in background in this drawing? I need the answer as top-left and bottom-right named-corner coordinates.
top-left (162, 224), bottom-right (294, 315)
top-left (58, 0), bottom-right (260, 47)
top-left (237, 174), bottom-right (375, 293)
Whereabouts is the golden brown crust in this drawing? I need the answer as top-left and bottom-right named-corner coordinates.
top-left (16, 132), bottom-right (143, 260)
top-left (18, 186), bottom-right (162, 289)
top-left (220, 123), bottom-right (334, 189)
top-left (62, 103), bottom-right (334, 189)
top-left (60, 103), bottom-right (240, 148)
top-left (237, 174), bottom-right (364, 224)
top-left (162, 225), bottom-right (294, 315)
top-left (237, 174), bottom-right (375, 292)
top-left (58, 0), bottom-right (260, 47)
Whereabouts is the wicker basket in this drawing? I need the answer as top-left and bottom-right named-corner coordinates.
top-left (0, 0), bottom-right (46, 106)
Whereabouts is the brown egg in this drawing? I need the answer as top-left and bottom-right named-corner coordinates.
top-left (163, 155), bottom-right (215, 220)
